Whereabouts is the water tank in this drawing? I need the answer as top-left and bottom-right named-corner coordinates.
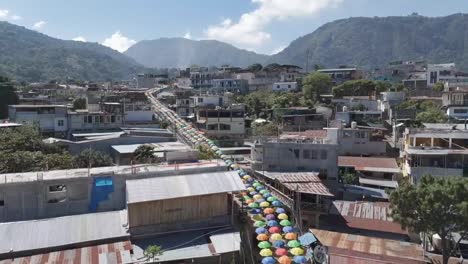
top-left (351, 121), bottom-right (357, 129)
top-left (342, 106), bottom-right (348, 112)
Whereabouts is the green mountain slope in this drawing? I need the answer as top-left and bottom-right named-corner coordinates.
top-left (0, 22), bottom-right (144, 82)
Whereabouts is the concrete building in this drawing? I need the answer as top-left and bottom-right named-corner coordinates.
top-left (442, 86), bottom-right (468, 119)
top-left (110, 142), bottom-right (197, 165)
top-left (136, 74), bottom-right (168, 88)
top-left (426, 63), bottom-right (468, 87)
top-left (335, 110), bottom-right (382, 126)
top-left (402, 127), bottom-right (468, 183)
top-left (273, 107), bottom-right (325, 132)
top-left (196, 106), bottom-right (245, 147)
top-left (379, 91), bottom-right (406, 113)
top-left (67, 109), bottom-right (124, 134)
top-left (271, 81), bottom-right (298, 92)
top-left (190, 94), bottom-right (231, 108)
top-left (211, 78), bottom-right (248, 94)
top-left (317, 68), bottom-right (361, 86)
top-left (337, 126), bottom-right (388, 156)
top-left (8, 105), bottom-right (68, 136)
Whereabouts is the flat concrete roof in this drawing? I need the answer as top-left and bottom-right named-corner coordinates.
top-left (0, 210), bottom-right (128, 255)
top-left (111, 142), bottom-right (190, 154)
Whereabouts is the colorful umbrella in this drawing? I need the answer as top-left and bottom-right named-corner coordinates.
top-left (262, 257), bottom-right (276, 264)
top-left (263, 208), bottom-right (274, 215)
top-left (260, 249), bottom-right (273, 257)
top-left (257, 233), bottom-right (269, 241)
top-left (275, 248), bottom-right (288, 256)
top-left (243, 175), bottom-right (251, 181)
top-left (272, 201), bottom-right (283, 207)
top-left (280, 220), bottom-right (292, 226)
top-left (273, 240), bottom-right (286, 248)
top-left (255, 227), bottom-right (267, 234)
top-left (253, 182), bottom-right (261, 187)
top-left (290, 247), bottom-right (304, 256)
top-left (258, 241), bottom-right (272, 249)
top-left (249, 191), bottom-right (258, 196)
top-left (243, 195), bottom-right (251, 201)
top-left (253, 194), bottom-right (263, 200)
top-left (254, 221), bottom-right (266, 227)
top-left (265, 214), bottom-right (276, 220)
top-left (283, 226), bottom-right (294, 233)
top-left (284, 233), bottom-right (297, 240)
top-left (245, 199), bottom-right (254, 204)
top-left (263, 193), bottom-right (272, 198)
top-left (278, 256), bottom-right (292, 264)
top-left (270, 233), bottom-right (283, 241)
top-left (260, 201), bottom-right (270, 208)
top-left (250, 209), bottom-right (262, 214)
top-left (253, 214), bottom-right (264, 221)
top-left (277, 213), bottom-right (289, 220)
top-left (293, 256), bottom-right (307, 263)
top-left (247, 187), bottom-right (255, 192)
top-left (256, 185), bottom-right (265, 191)
top-left (256, 198), bottom-right (266, 203)
top-left (267, 196), bottom-right (278, 202)
top-left (259, 189), bottom-right (269, 195)
top-left (267, 220), bottom-right (279, 227)
top-left (287, 240), bottom-right (301, 248)
top-left (269, 226), bottom-right (281, 233)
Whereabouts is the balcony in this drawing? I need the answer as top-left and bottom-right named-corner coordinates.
top-left (409, 166), bottom-right (463, 182)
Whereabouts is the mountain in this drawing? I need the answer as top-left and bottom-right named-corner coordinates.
top-left (0, 22), bottom-right (144, 82)
top-left (271, 13), bottom-right (468, 71)
top-left (124, 38), bottom-right (269, 68)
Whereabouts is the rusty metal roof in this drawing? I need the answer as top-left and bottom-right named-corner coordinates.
top-left (275, 172), bottom-right (333, 196)
top-left (338, 156), bottom-right (400, 173)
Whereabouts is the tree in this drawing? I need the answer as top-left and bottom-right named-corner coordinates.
top-left (73, 149), bottom-right (112, 168)
top-left (143, 245), bottom-right (162, 262)
top-left (389, 175), bottom-right (468, 264)
top-left (433, 82), bottom-right (445, 92)
top-left (72, 98), bottom-right (87, 109)
top-left (197, 145), bottom-right (217, 160)
top-left (134, 144), bottom-right (158, 164)
top-left (302, 72), bottom-right (332, 102)
top-left (332, 79), bottom-right (391, 98)
top-left (341, 172), bottom-right (358, 184)
top-left (415, 109), bottom-right (448, 123)
top-left (253, 122), bottom-right (280, 137)
top-left (0, 76), bottom-right (19, 118)
top-left (160, 120), bottom-right (169, 129)
top-left (247, 63), bottom-right (263, 72)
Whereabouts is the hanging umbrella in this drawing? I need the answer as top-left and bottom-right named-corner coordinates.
top-left (283, 226), bottom-right (294, 233)
top-left (243, 175), bottom-right (251, 181)
top-left (254, 221), bottom-right (266, 227)
top-left (270, 233), bottom-right (283, 241)
top-left (260, 201), bottom-right (270, 208)
top-left (284, 233), bottom-right (297, 240)
top-left (272, 201), bottom-right (283, 207)
top-left (243, 195), bottom-right (251, 201)
top-left (253, 214), bottom-right (264, 221)
top-left (268, 226), bottom-right (281, 233)
top-left (256, 198), bottom-right (266, 203)
top-left (262, 257), bottom-right (276, 264)
top-left (257, 233), bottom-right (269, 241)
top-left (276, 208), bottom-right (286, 214)
top-left (280, 220), bottom-right (292, 226)
top-left (263, 208), bottom-right (274, 215)
top-left (263, 193), bottom-right (272, 198)
top-left (250, 209), bottom-right (262, 214)
top-left (259, 190), bottom-right (269, 195)
top-left (256, 185), bottom-right (265, 191)
top-left (265, 214), bottom-right (276, 220)
top-left (290, 247), bottom-right (304, 256)
top-left (247, 187), bottom-right (255, 192)
top-left (292, 256), bottom-right (307, 264)
top-left (275, 248), bottom-right (288, 256)
top-left (278, 256), bottom-right (292, 264)
top-left (278, 213), bottom-right (289, 220)
top-left (267, 196), bottom-right (278, 202)
top-left (253, 194), bottom-right (263, 200)
top-left (255, 227), bottom-right (267, 234)
top-left (253, 182), bottom-right (261, 187)
top-left (287, 240), bottom-right (301, 248)
top-left (273, 240), bottom-right (286, 248)
top-left (258, 241), bottom-right (272, 249)
top-left (259, 249), bottom-right (273, 257)
top-left (249, 191), bottom-right (258, 196)
top-left (245, 199), bottom-right (254, 204)
top-left (239, 170), bottom-right (247, 176)
top-left (267, 220), bottom-right (279, 227)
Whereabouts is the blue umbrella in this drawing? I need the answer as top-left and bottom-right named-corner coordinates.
top-left (250, 208), bottom-right (262, 214)
top-left (262, 257), bottom-right (276, 264)
top-left (250, 191), bottom-right (258, 196)
top-left (283, 226), bottom-right (295, 233)
top-left (263, 193), bottom-right (272, 198)
top-left (276, 208), bottom-right (286, 214)
top-left (267, 220), bottom-right (279, 227)
top-left (293, 256), bottom-right (307, 263)
top-left (239, 170), bottom-right (247, 176)
top-left (272, 201), bottom-right (283, 207)
top-left (273, 240), bottom-right (286, 248)
top-left (255, 198), bottom-right (266, 203)
top-left (256, 185), bottom-right (265, 191)
top-left (255, 227), bottom-right (267, 234)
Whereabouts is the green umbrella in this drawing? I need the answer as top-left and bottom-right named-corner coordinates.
top-left (252, 182), bottom-right (261, 187)
top-left (287, 240), bottom-right (301, 248)
top-left (243, 196), bottom-right (251, 201)
top-left (267, 196), bottom-right (277, 202)
top-left (259, 189), bottom-right (269, 195)
top-left (280, 219), bottom-right (292, 226)
top-left (248, 202), bottom-right (259, 208)
top-left (258, 241), bottom-right (272, 249)
top-left (254, 220), bottom-right (266, 227)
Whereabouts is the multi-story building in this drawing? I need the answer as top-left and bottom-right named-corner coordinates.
top-left (67, 109), bottom-right (124, 133)
top-left (272, 81), bottom-right (298, 92)
top-left (442, 86), bottom-right (468, 119)
top-left (317, 68), bottom-right (361, 86)
top-left (272, 107), bottom-right (325, 132)
top-left (211, 78), bottom-right (248, 94)
top-left (136, 73), bottom-right (168, 88)
top-left (427, 63), bottom-right (468, 87)
top-left (402, 127), bottom-right (468, 183)
top-left (189, 67), bottom-right (216, 89)
top-left (8, 105), bottom-right (68, 136)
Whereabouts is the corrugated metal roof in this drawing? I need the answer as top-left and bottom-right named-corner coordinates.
top-left (0, 210), bottom-right (129, 255)
top-left (126, 171), bottom-right (245, 204)
top-left (210, 232), bottom-right (241, 254)
top-left (274, 172), bottom-right (334, 196)
top-left (338, 156), bottom-right (400, 173)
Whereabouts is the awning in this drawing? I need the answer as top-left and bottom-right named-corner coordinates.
top-left (359, 177), bottom-right (398, 188)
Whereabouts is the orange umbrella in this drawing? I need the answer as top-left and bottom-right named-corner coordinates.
top-left (278, 256), bottom-right (292, 264)
top-left (284, 233), bottom-right (297, 240)
top-left (263, 208), bottom-right (274, 215)
top-left (257, 233), bottom-right (269, 241)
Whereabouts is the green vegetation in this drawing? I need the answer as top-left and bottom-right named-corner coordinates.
top-left (133, 144), bottom-right (159, 164)
top-left (397, 100), bottom-right (448, 123)
top-left (389, 175), bottom-right (468, 264)
top-left (234, 91), bottom-right (307, 118)
top-left (341, 172), bottom-right (358, 185)
top-left (72, 98), bottom-right (87, 110)
top-left (332, 79), bottom-right (391, 98)
top-left (0, 76), bottom-right (19, 118)
top-left (197, 145), bottom-right (217, 160)
top-left (73, 149), bottom-right (113, 168)
top-left (302, 72), bottom-right (332, 102)
top-left (143, 245), bottom-right (162, 262)
top-left (433, 82), bottom-right (445, 92)
top-left (252, 122), bottom-right (280, 137)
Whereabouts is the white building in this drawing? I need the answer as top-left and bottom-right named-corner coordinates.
top-left (8, 105), bottom-right (68, 135)
top-left (211, 79), bottom-right (248, 93)
top-left (67, 110), bottom-right (123, 133)
top-left (196, 106), bottom-right (245, 147)
top-left (272, 82), bottom-right (298, 92)
top-left (426, 63), bottom-right (468, 87)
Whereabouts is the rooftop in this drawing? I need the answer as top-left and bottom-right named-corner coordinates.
top-left (267, 172), bottom-right (333, 196)
top-left (9, 104), bottom-right (67, 108)
top-left (111, 142), bottom-right (191, 154)
top-left (280, 130), bottom-right (328, 140)
top-left (126, 171), bottom-right (245, 204)
top-left (338, 156), bottom-right (400, 173)
top-left (318, 68), bottom-right (357, 72)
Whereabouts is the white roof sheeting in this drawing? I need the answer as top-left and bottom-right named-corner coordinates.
top-left (126, 171), bottom-right (245, 204)
top-left (210, 232), bottom-right (241, 253)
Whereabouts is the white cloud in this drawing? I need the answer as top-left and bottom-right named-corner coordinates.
top-left (11, 15), bottom-right (22, 20)
top-left (0, 9), bottom-right (21, 21)
top-left (183, 31), bottom-right (192, 39)
top-left (33, 20), bottom-right (46, 29)
top-left (72, 36), bottom-right (87, 42)
top-left (102, 31), bottom-right (136, 52)
top-left (204, 0), bottom-right (343, 50)
top-left (271, 45), bottom-right (286, 55)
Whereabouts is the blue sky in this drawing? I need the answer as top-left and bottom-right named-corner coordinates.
top-left (1, 0), bottom-right (467, 54)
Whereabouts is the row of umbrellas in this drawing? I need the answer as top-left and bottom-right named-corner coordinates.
top-left (149, 89), bottom-right (306, 264)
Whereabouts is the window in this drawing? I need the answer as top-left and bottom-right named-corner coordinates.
top-left (319, 169), bottom-right (328, 179)
top-left (0, 200), bottom-right (4, 206)
top-left (219, 124), bottom-right (231, 130)
top-left (311, 150), bottom-right (318, 159)
top-left (277, 85), bottom-right (280, 89)
top-left (57, 120), bottom-right (64, 127)
top-left (49, 185), bottom-right (66, 192)
top-left (99, 116), bottom-right (104, 123)
top-left (288, 85), bottom-right (291, 89)
top-left (83, 116), bottom-right (87, 123)
top-left (111, 116), bottom-right (116, 123)
top-left (94, 116), bottom-right (100, 123)
top-left (303, 150), bottom-right (311, 159)
top-left (198, 98), bottom-right (203, 103)
top-left (292, 149), bottom-right (300, 159)
top-left (87, 116), bottom-right (92, 123)
top-left (454, 108), bottom-right (468, 114)
top-left (207, 124), bottom-right (217, 130)
top-left (320, 150), bottom-right (328, 160)
top-left (343, 131), bottom-right (352, 138)
top-left (356, 131), bottom-right (367, 139)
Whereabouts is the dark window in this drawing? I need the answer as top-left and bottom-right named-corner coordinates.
top-left (0, 200), bottom-right (4, 206)
top-left (320, 150), bottom-right (327, 160)
top-left (288, 85), bottom-right (291, 89)
top-left (111, 116), bottom-right (116, 123)
top-left (94, 116), bottom-right (100, 123)
top-left (198, 98), bottom-right (203, 103)
top-left (208, 124), bottom-right (217, 130)
top-left (311, 150), bottom-right (318, 159)
top-left (87, 116), bottom-right (93, 123)
top-left (303, 150), bottom-right (310, 159)
top-left (219, 124), bottom-right (231, 130)
top-left (454, 109), bottom-right (468, 114)
top-left (49, 185), bottom-right (66, 192)
top-left (293, 149), bottom-right (300, 159)
top-left (57, 120), bottom-right (64, 127)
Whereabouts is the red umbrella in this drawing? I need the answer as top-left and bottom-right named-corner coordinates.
top-left (269, 226), bottom-right (281, 233)
top-left (275, 247), bottom-right (288, 256)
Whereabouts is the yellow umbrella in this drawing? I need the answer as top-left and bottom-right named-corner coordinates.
top-left (243, 175), bottom-right (251, 180)
top-left (247, 187), bottom-right (255, 192)
top-left (290, 247), bottom-right (304, 256)
top-left (259, 249), bottom-right (273, 257)
top-left (260, 201), bottom-right (270, 208)
top-left (253, 194), bottom-right (263, 200)
top-left (253, 214), bottom-right (264, 221)
top-left (269, 233), bottom-right (283, 241)
top-left (277, 213), bottom-right (289, 220)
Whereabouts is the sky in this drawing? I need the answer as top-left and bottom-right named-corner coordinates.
top-left (1, 0), bottom-right (467, 54)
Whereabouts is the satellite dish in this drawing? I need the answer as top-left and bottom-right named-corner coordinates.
top-left (313, 245), bottom-right (328, 264)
